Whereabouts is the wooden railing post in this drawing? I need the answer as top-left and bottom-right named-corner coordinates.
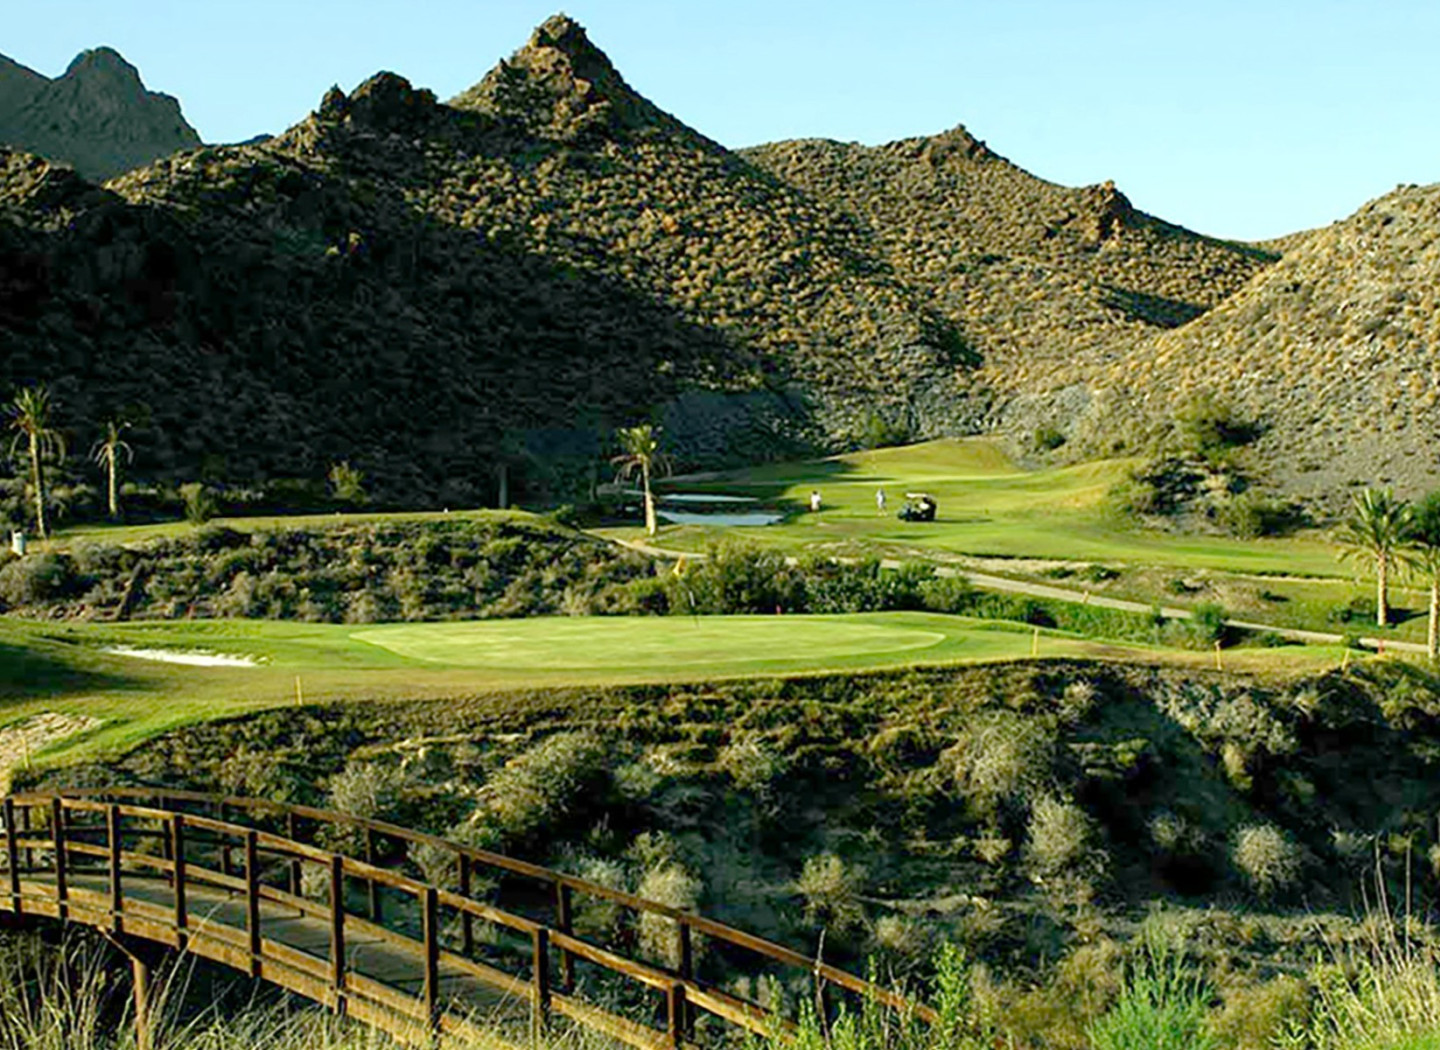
top-left (218, 802), bottom-right (234, 878)
top-left (364, 827), bottom-right (380, 923)
top-left (458, 854), bottom-right (474, 957)
top-left (4, 799), bottom-right (21, 916)
top-left (108, 804), bottom-right (123, 932)
top-left (556, 882), bottom-right (575, 992)
top-left (667, 981), bottom-right (689, 1049)
top-left (531, 926), bottom-right (551, 1041)
top-left (245, 831), bottom-right (261, 977)
top-left (171, 814), bottom-right (187, 948)
top-left (677, 920), bottom-right (694, 1041)
top-left (287, 813), bottom-right (302, 896)
top-left (51, 797), bottom-right (68, 920)
top-left (422, 886), bottom-right (440, 1036)
top-left (20, 804), bottom-right (32, 873)
top-left (329, 854), bottom-right (346, 1013)
top-left (132, 951), bottom-right (154, 1050)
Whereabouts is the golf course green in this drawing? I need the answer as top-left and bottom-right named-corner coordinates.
top-left (354, 615), bottom-right (949, 670)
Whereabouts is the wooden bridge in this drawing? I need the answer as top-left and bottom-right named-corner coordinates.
top-left (0, 788), bottom-right (934, 1048)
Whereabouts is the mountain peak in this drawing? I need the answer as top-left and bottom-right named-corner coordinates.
top-left (449, 13), bottom-right (675, 141)
top-left (64, 46), bottom-right (141, 82)
top-left (0, 45), bottom-right (200, 182)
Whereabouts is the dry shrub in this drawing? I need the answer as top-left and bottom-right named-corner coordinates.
top-left (795, 852), bottom-right (867, 934)
top-left (1232, 823), bottom-right (1303, 899)
top-left (941, 710), bottom-right (1056, 820)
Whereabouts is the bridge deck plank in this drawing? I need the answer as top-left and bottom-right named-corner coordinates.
top-left (6, 872), bottom-right (530, 1044)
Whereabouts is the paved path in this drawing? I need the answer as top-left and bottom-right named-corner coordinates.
top-left (608, 537), bottom-right (1429, 657)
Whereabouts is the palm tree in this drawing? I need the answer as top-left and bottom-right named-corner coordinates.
top-left (6, 384), bottom-right (66, 539)
top-left (1332, 488), bottom-right (1412, 628)
top-left (612, 424), bottom-right (671, 537)
top-left (91, 420), bottom-right (133, 520)
top-left (1407, 491), bottom-right (1440, 660)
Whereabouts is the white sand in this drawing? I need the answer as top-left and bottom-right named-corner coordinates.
top-left (102, 646), bottom-right (261, 667)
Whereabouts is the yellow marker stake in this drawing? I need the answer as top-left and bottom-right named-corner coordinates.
top-left (295, 676), bottom-right (304, 706)
top-left (1032, 627), bottom-right (1040, 658)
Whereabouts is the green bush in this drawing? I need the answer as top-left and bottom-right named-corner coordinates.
top-left (0, 553), bottom-right (76, 606)
top-left (920, 574), bottom-right (975, 613)
top-left (1087, 941), bottom-right (1219, 1050)
top-left (180, 482), bottom-right (217, 524)
top-left (1217, 493), bottom-right (1299, 539)
top-left (479, 731), bottom-right (611, 844)
top-left (669, 540), bottom-right (803, 614)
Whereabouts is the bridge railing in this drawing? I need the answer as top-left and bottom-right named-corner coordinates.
top-left (1, 790), bottom-right (935, 1048)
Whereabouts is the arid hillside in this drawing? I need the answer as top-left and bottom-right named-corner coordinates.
top-left (2, 15), bottom-right (1437, 508)
top-left (1103, 182), bottom-right (1440, 499)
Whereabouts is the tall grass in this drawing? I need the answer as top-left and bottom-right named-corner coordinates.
top-left (14, 906), bottom-right (1440, 1050)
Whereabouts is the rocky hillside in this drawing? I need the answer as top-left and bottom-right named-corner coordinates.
top-left (4, 14), bottom-right (1437, 507)
top-left (0, 17), bottom-right (975, 511)
top-left (0, 47), bottom-right (200, 181)
top-left (743, 135), bottom-right (1274, 393)
top-left (1104, 183), bottom-right (1440, 500)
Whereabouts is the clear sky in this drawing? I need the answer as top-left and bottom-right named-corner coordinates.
top-left (5, 1), bottom-right (1438, 241)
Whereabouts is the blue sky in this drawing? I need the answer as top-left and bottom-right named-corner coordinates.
top-left (6, 1), bottom-right (1438, 240)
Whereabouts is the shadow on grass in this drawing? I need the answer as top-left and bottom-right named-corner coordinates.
top-left (0, 641), bottom-right (140, 702)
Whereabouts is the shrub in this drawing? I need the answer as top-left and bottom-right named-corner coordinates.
top-left (322, 761), bottom-right (411, 852)
top-left (1025, 795), bottom-right (1096, 880)
top-left (1209, 975), bottom-right (1310, 1050)
top-left (180, 482), bottom-right (217, 524)
top-left (1033, 426), bottom-right (1067, 452)
top-left (942, 710), bottom-right (1056, 822)
top-left (0, 553), bottom-right (75, 605)
top-left (920, 574), bottom-right (975, 614)
top-left (795, 853), bottom-right (867, 934)
top-left (670, 540), bottom-right (802, 614)
top-left (1232, 823), bottom-right (1303, 899)
top-left (327, 461), bottom-right (367, 506)
top-left (1087, 941), bottom-right (1219, 1050)
top-left (636, 862), bottom-right (704, 968)
top-left (717, 735), bottom-right (790, 795)
top-left (1217, 492), bottom-right (1297, 539)
top-left (481, 731), bottom-right (610, 843)
top-left (1173, 394), bottom-right (1259, 466)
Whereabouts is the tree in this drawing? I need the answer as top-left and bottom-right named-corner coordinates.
top-left (1332, 488), bottom-right (1412, 628)
top-left (1407, 491), bottom-right (1440, 661)
top-left (5, 384), bottom-right (66, 539)
top-left (90, 420), bottom-right (133, 520)
top-left (612, 424), bottom-right (671, 537)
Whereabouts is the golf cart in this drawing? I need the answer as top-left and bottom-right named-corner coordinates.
top-left (897, 493), bottom-right (937, 522)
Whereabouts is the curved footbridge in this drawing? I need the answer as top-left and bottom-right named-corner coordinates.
top-left (0, 789), bottom-right (933, 1048)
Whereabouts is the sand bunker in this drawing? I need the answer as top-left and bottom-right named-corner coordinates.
top-left (102, 646), bottom-right (260, 668)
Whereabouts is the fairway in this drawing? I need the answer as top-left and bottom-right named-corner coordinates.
top-left (354, 616), bottom-right (948, 670)
top-left (605, 437), bottom-right (1346, 578)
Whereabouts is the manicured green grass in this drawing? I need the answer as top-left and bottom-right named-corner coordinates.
top-left (616, 438), bottom-right (1342, 576)
top-left (0, 613), bottom-right (1346, 770)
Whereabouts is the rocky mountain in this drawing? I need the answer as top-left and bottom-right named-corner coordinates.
top-left (742, 134), bottom-right (1274, 402)
top-left (1102, 183), bottom-right (1440, 500)
top-left (0, 47), bottom-right (200, 181)
top-left (0, 17), bottom-right (973, 509)
top-left (1, 14), bottom-right (1435, 510)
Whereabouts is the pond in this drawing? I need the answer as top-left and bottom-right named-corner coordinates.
top-left (654, 492), bottom-right (784, 527)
